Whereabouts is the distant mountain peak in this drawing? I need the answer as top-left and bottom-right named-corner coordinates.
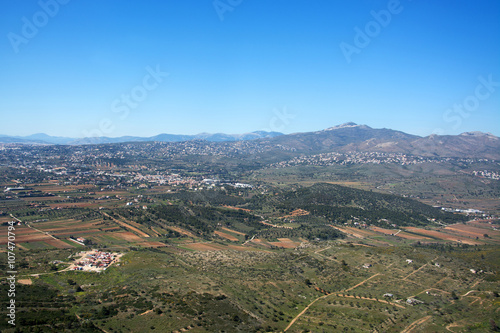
top-left (460, 131), bottom-right (498, 139)
top-left (322, 122), bottom-right (369, 131)
top-left (339, 122), bottom-right (358, 127)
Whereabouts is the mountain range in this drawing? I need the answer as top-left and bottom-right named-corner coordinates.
top-left (1, 122), bottom-right (499, 159)
top-left (264, 122), bottom-right (500, 159)
top-left (0, 131), bottom-right (284, 145)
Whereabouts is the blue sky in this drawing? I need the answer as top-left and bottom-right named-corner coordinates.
top-left (1, 0), bottom-right (499, 138)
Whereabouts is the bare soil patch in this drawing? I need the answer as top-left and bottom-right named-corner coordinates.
top-left (221, 227), bottom-right (246, 236)
top-left (250, 238), bottom-right (273, 248)
top-left (445, 223), bottom-right (500, 239)
top-left (50, 229), bottom-right (102, 237)
top-left (166, 226), bottom-right (197, 238)
top-left (137, 241), bottom-right (167, 248)
top-left (44, 239), bottom-right (74, 249)
top-left (370, 226), bottom-right (398, 235)
top-left (113, 232), bottom-right (144, 242)
top-left (280, 209), bottom-right (310, 219)
top-left (403, 227), bottom-right (481, 245)
top-left (269, 238), bottom-right (300, 249)
top-left (371, 226), bottom-right (431, 240)
top-left (330, 226), bottom-right (367, 239)
top-left (221, 205), bottom-right (251, 212)
top-left (1, 232), bottom-right (51, 244)
top-left (18, 279), bottom-right (32, 285)
top-left (395, 231), bottom-right (432, 240)
top-left (214, 231), bottom-right (239, 241)
top-left (102, 212), bottom-right (150, 237)
top-left (100, 227), bottom-right (121, 232)
top-left (468, 220), bottom-right (497, 229)
top-left (40, 222), bottom-right (99, 232)
top-left (0, 216), bottom-right (13, 223)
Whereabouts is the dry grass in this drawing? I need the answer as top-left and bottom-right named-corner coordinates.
top-left (113, 232), bottom-right (144, 242)
top-left (18, 279), bottom-right (32, 285)
top-left (268, 238), bottom-right (300, 249)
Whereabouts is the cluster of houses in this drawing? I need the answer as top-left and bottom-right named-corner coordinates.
top-left (72, 251), bottom-right (120, 272)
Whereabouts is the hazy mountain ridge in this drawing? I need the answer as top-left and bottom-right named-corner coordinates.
top-left (0, 131), bottom-right (284, 145)
top-left (1, 123), bottom-right (499, 159)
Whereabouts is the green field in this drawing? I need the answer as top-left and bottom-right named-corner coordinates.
top-left (1, 167), bottom-right (498, 332)
top-left (1, 240), bottom-right (499, 332)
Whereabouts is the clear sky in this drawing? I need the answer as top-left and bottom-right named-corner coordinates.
top-left (1, 0), bottom-right (499, 138)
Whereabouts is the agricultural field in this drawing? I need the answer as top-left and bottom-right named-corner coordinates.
top-left (0, 162), bottom-right (498, 332)
top-left (1, 239), bottom-right (499, 332)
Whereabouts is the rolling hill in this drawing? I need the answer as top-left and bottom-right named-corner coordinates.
top-left (262, 123), bottom-right (500, 159)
